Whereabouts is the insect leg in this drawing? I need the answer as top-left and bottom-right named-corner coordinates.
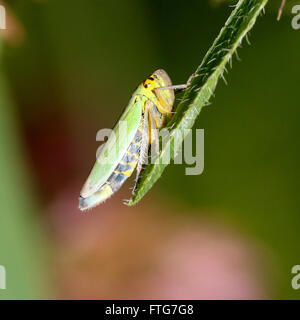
top-left (132, 101), bottom-right (150, 194)
top-left (156, 72), bottom-right (197, 92)
top-left (277, 0), bottom-right (286, 20)
top-left (148, 106), bottom-right (160, 157)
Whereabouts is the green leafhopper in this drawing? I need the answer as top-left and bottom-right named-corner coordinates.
top-left (79, 69), bottom-right (178, 210)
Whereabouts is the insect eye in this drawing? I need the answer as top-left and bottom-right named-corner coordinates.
top-left (143, 79), bottom-right (153, 88)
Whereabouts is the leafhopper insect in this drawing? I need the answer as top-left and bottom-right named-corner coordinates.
top-left (79, 69), bottom-right (191, 210)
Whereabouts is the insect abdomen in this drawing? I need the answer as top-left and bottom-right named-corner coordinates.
top-left (106, 127), bottom-right (142, 193)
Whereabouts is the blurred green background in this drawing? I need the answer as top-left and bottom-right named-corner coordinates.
top-left (0, 0), bottom-right (299, 299)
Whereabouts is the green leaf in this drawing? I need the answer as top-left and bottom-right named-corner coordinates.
top-left (128, 0), bottom-right (268, 206)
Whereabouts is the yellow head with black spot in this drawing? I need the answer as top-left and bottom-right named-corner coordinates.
top-left (143, 75), bottom-right (156, 90)
top-left (142, 69), bottom-right (175, 117)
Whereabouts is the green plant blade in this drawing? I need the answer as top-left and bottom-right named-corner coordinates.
top-left (128, 0), bottom-right (268, 206)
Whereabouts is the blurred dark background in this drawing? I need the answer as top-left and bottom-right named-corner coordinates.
top-left (0, 0), bottom-right (299, 299)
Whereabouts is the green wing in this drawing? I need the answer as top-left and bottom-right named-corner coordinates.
top-left (80, 93), bottom-right (145, 198)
